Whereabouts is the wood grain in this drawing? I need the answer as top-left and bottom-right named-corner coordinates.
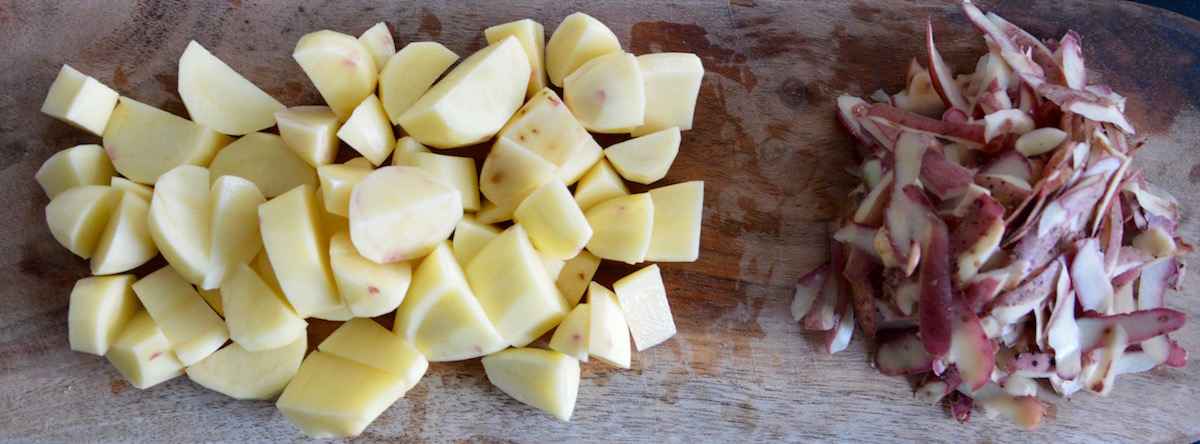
top-left (2, 0), bottom-right (1199, 442)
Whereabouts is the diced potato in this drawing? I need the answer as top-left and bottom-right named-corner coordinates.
top-left (452, 216), bottom-right (501, 266)
top-left (105, 310), bottom-right (185, 389)
top-left (555, 250), bottom-right (600, 307)
top-left (45, 184), bottom-right (112, 259)
top-left (68, 275), bottom-right (140, 356)
top-left (587, 281), bottom-right (631, 368)
top-left (336, 94), bottom-right (395, 166)
top-left (292, 30), bottom-right (378, 121)
top-left (349, 166), bottom-right (463, 264)
top-left (91, 191), bottom-right (157, 275)
top-left (259, 185), bottom-right (342, 318)
top-left (208, 132), bottom-right (318, 198)
top-left (311, 303), bottom-right (355, 322)
top-left (316, 164), bottom-right (372, 217)
top-left (204, 175), bottom-right (265, 289)
top-left (632, 53), bottom-right (704, 136)
top-left (390, 136), bottom-right (431, 166)
top-left (513, 179), bottom-right (592, 260)
top-left (398, 37), bottom-right (529, 148)
top-left (394, 152), bottom-right (481, 212)
top-left (539, 250), bottom-right (566, 281)
top-left (178, 40), bottom-right (285, 135)
top-left (275, 106), bottom-right (341, 168)
top-left (584, 193), bottom-right (654, 264)
top-left (147, 166), bottom-right (211, 284)
top-left (646, 181), bottom-right (704, 262)
top-left (103, 97), bottom-right (232, 184)
top-left (481, 348), bottom-right (580, 421)
top-left (479, 137), bottom-right (557, 209)
top-left (221, 264), bottom-right (307, 352)
top-left (379, 42), bottom-right (458, 125)
top-left (485, 19), bottom-right (548, 98)
top-left (344, 157), bottom-right (375, 170)
top-left (318, 318), bottom-right (428, 391)
top-left (549, 303), bottom-right (589, 361)
top-left (475, 196), bottom-right (518, 225)
top-left (498, 88), bottom-right (602, 185)
top-left (41, 64), bottom-right (119, 136)
top-left (393, 242), bottom-right (507, 361)
top-left (545, 12), bottom-right (621, 88)
top-left (186, 335), bottom-right (306, 400)
top-left (613, 264), bottom-right (675, 351)
top-left (35, 144), bottom-right (117, 198)
top-left (131, 266), bottom-right (228, 366)
top-left (357, 23), bottom-right (395, 72)
top-left (276, 351), bottom-right (408, 438)
top-left (573, 157), bottom-right (629, 212)
top-left (329, 230), bottom-right (412, 318)
top-left (465, 224), bottom-right (569, 347)
top-left (604, 126), bottom-right (680, 184)
top-left (563, 52), bottom-right (645, 133)
top-left (314, 187), bottom-right (351, 238)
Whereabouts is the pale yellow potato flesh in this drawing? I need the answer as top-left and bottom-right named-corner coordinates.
top-left (549, 303), bottom-right (589, 361)
top-left (91, 191), bottom-right (157, 275)
top-left (451, 216), bottom-right (501, 267)
top-left (394, 151), bottom-right (481, 212)
top-left (545, 12), bottom-right (621, 88)
top-left (68, 274), bottom-right (140, 356)
top-left (613, 264), bottom-right (676, 351)
top-left (45, 184), bottom-right (112, 259)
top-left (513, 178), bottom-right (593, 260)
top-left (397, 37), bottom-right (529, 149)
top-left (103, 97), bottom-right (232, 184)
top-left (603, 126), bottom-right (681, 185)
top-left (645, 180), bottom-right (704, 262)
top-left (258, 185), bottom-right (342, 318)
top-left (131, 266), bottom-right (229, 366)
top-left (348, 166), bottom-right (463, 264)
top-left (328, 231), bottom-right (412, 318)
top-left (147, 166), bottom-right (211, 285)
top-left (555, 250), bottom-right (600, 308)
top-left (178, 40), bottom-right (285, 135)
top-left (105, 310), bottom-right (185, 389)
top-left (35, 144), bottom-right (117, 198)
top-left (221, 264), bottom-right (307, 352)
top-left (275, 106), bottom-right (342, 168)
top-left (478, 137), bottom-right (557, 209)
top-left (465, 224), bottom-right (569, 347)
top-left (316, 163), bottom-right (372, 218)
top-left (186, 335), bottom-right (305, 400)
top-left (336, 94), bottom-right (395, 166)
top-left (481, 348), bottom-right (580, 421)
top-left (379, 42), bottom-right (458, 125)
top-left (563, 52), bottom-right (645, 133)
top-left (587, 281), bottom-right (632, 368)
top-left (573, 157), bottom-right (629, 212)
top-left (357, 22), bottom-right (395, 73)
top-left (485, 19), bottom-right (548, 98)
top-left (632, 53), bottom-right (704, 136)
top-left (584, 193), bottom-right (654, 264)
top-left (275, 351), bottom-right (407, 439)
top-left (41, 64), bottom-right (119, 136)
top-left (292, 30), bottom-right (378, 121)
top-left (393, 242), bottom-right (507, 362)
top-left (197, 287), bottom-right (224, 317)
top-left (317, 318), bottom-right (428, 391)
top-left (498, 88), bottom-right (602, 185)
top-left (109, 176), bottom-right (152, 203)
top-left (208, 132), bottom-right (317, 198)
top-left (390, 136), bottom-right (432, 166)
top-left (203, 175), bottom-right (265, 290)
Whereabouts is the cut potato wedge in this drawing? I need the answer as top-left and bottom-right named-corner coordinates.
top-left (105, 310), bottom-right (185, 389)
top-left (318, 318), bottom-right (428, 391)
top-left (329, 230), bottom-right (412, 318)
top-left (349, 166), bottom-right (463, 264)
top-left (221, 264), bottom-right (307, 352)
top-left (481, 348), bottom-right (580, 421)
top-left (452, 216), bottom-right (501, 266)
top-left (584, 193), bottom-right (654, 264)
top-left (35, 144), bottom-right (117, 199)
top-left (479, 137), bottom-right (557, 209)
top-left (646, 181), bottom-right (704, 262)
top-left (276, 351), bottom-right (408, 438)
top-left (587, 281), bottom-right (632, 368)
top-left (41, 64), bottom-right (119, 136)
top-left (204, 175), bottom-right (266, 289)
top-left (573, 157), bottom-right (629, 212)
top-left (208, 132), bottom-right (317, 198)
top-left (632, 53), bottom-right (704, 136)
top-left (131, 266), bottom-right (229, 366)
top-left (614, 264), bottom-right (675, 351)
top-left (379, 42), bottom-right (459, 125)
top-left (549, 303), bottom-right (590, 361)
top-left (91, 191), bottom-right (156, 275)
top-left (545, 12), bottom-right (621, 88)
top-left (498, 88), bottom-right (602, 185)
top-left (178, 40), bottom-right (285, 135)
top-left (316, 163), bottom-right (372, 218)
top-left (68, 275), bottom-right (140, 356)
top-left (103, 97), bottom-right (232, 184)
top-left (563, 52), bottom-right (645, 133)
top-left (259, 185), bottom-right (342, 318)
top-left (186, 335), bottom-right (305, 400)
top-left (275, 106), bottom-right (341, 168)
top-left (465, 224), bottom-right (569, 347)
top-left (394, 152), bottom-right (481, 212)
top-left (336, 94), bottom-right (395, 166)
top-left (513, 178), bottom-right (593, 260)
top-left (555, 250), bottom-right (600, 308)
top-left (293, 30), bottom-right (378, 121)
top-left (398, 36), bottom-right (529, 148)
top-left (148, 166), bottom-right (211, 284)
top-left (604, 126), bottom-right (680, 184)
top-left (357, 23), bottom-right (395, 72)
top-left (46, 184), bottom-right (112, 259)
top-left (485, 19), bottom-right (548, 98)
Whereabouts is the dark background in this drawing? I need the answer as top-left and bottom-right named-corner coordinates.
top-left (1135, 0), bottom-right (1200, 20)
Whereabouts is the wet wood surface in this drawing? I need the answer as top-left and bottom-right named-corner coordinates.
top-left (1, 0), bottom-right (1198, 442)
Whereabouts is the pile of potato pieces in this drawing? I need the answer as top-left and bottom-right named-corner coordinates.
top-left (39, 12), bottom-right (705, 438)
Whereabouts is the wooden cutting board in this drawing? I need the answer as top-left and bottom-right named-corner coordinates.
top-left (2, 0), bottom-right (1198, 441)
